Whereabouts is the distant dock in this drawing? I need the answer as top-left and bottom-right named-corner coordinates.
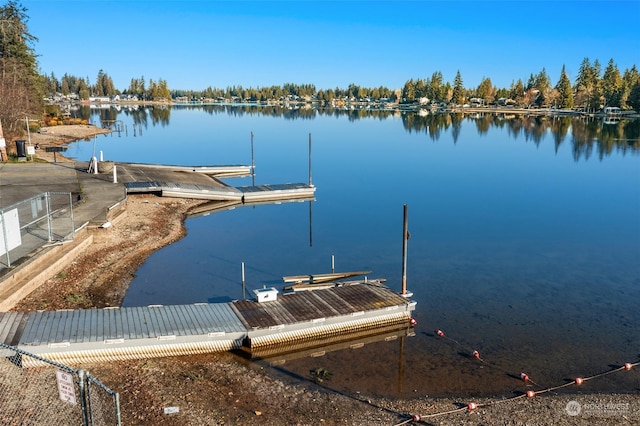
top-left (115, 162), bottom-right (316, 203)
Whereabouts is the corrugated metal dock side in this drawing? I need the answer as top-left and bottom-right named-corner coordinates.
top-left (12, 304), bottom-right (246, 366)
top-left (239, 183), bottom-right (316, 202)
top-left (247, 322), bottom-right (416, 364)
top-left (2, 284), bottom-right (416, 365)
top-left (231, 284), bottom-right (417, 349)
top-left (125, 181), bottom-right (244, 201)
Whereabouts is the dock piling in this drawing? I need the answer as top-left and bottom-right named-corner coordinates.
top-left (241, 262), bottom-right (246, 300)
top-left (401, 204), bottom-right (409, 295)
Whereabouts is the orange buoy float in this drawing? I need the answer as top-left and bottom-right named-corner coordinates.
top-left (411, 414), bottom-right (423, 422)
top-left (409, 317), bottom-right (417, 327)
top-left (526, 390), bottom-right (535, 398)
top-left (435, 329), bottom-right (445, 337)
top-left (624, 363), bottom-right (632, 371)
top-left (575, 377), bottom-right (584, 385)
top-left (467, 402), bottom-right (477, 411)
top-left (472, 350), bottom-right (480, 360)
top-left (520, 372), bottom-right (529, 382)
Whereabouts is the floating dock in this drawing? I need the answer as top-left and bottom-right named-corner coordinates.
top-left (0, 283), bottom-right (416, 366)
top-left (117, 162), bottom-right (316, 203)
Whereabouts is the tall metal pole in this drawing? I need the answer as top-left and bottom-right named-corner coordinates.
top-left (251, 131), bottom-right (255, 186)
top-left (401, 204), bottom-right (408, 295)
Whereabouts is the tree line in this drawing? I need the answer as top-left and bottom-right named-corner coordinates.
top-left (41, 58), bottom-right (640, 113)
top-left (1, 0), bottom-right (639, 144)
top-left (402, 60), bottom-right (640, 112)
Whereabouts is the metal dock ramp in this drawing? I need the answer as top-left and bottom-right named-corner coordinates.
top-left (0, 304), bottom-right (246, 365)
top-left (119, 163), bottom-right (315, 203)
top-left (124, 181), bottom-right (244, 201)
top-left (0, 284), bottom-right (415, 365)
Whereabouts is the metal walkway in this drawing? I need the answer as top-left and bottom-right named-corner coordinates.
top-left (0, 284), bottom-right (415, 365)
top-left (118, 162), bottom-right (316, 202)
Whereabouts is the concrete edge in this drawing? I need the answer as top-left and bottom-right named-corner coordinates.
top-left (0, 233), bottom-right (94, 311)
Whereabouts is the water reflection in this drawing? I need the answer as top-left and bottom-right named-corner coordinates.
top-left (76, 105), bottom-right (639, 161)
top-left (90, 104), bottom-right (637, 399)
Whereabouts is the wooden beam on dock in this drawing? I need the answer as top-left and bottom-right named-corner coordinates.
top-left (282, 270), bottom-right (372, 284)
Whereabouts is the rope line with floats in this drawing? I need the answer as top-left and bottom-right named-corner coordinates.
top-left (392, 328), bottom-right (638, 425)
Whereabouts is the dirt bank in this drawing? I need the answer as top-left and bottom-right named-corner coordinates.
top-left (13, 195), bottom-right (204, 310)
top-left (8, 125), bottom-right (639, 425)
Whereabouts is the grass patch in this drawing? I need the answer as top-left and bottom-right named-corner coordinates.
top-left (64, 292), bottom-right (88, 306)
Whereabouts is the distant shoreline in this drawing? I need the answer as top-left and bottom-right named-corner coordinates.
top-left (52, 99), bottom-right (640, 119)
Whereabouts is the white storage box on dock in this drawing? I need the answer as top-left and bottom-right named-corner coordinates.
top-left (254, 287), bottom-right (278, 303)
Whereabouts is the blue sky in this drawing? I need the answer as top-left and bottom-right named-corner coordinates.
top-left (22, 0), bottom-right (640, 92)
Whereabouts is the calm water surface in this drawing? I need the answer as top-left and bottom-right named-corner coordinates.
top-left (69, 106), bottom-right (640, 398)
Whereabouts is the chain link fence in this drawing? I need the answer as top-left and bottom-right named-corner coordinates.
top-left (0, 192), bottom-right (75, 269)
top-left (0, 343), bottom-right (120, 425)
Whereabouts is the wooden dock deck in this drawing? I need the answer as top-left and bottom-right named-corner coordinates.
top-left (0, 283), bottom-right (415, 365)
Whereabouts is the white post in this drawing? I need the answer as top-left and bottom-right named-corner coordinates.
top-left (92, 156), bottom-right (98, 174)
top-left (113, 165), bottom-right (118, 183)
top-left (100, 150), bottom-right (104, 161)
top-left (241, 262), bottom-right (246, 300)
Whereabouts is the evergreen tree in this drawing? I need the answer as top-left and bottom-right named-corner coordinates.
top-left (402, 78), bottom-right (416, 102)
top-left (526, 73), bottom-right (536, 90)
top-left (555, 65), bottom-right (574, 109)
top-left (0, 0), bottom-right (42, 139)
top-left (78, 79), bottom-right (89, 100)
top-left (510, 79), bottom-right (525, 104)
top-left (628, 80), bottom-right (640, 112)
top-left (476, 77), bottom-right (494, 104)
top-left (574, 57), bottom-right (602, 111)
top-left (601, 59), bottom-right (624, 107)
top-left (429, 71), bottom-right (443, 102)
top-left (533, 68), bottom-right (551, 106)
top-left (451, 70), bottom-right (465, 105)
top-left (95, 69), bottom-right (116, 97)
top-left (622, 65), bottom-right (639, 109)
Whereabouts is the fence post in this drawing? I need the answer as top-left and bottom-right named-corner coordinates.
top-left (45, 192), bottom-right (53, 242)
top-left (68, 192), bottom-right (75, 240)
top-left (115, 392), bottom-right (122, 426)
top-left (78, 369), bottom-right (90, 426)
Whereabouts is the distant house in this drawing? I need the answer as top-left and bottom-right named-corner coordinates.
top-left (418, 97), bottom-right (430, 105)
top-left (89, 96), bottom-right (111, 103)
top-left (498, 98), bottom-right (516, 106)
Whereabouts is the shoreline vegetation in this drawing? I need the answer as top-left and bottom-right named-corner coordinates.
top-left (51, 98), bottom-right (640, 118)
top-left (6, 125), bottom-right (637, 425)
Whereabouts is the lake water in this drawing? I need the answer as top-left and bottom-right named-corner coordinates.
top-left (68, 105), bottom-right (640, 398)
